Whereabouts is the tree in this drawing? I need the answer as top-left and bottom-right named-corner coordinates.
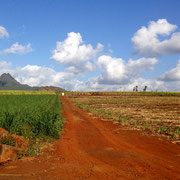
top-left (133, 86), bottom-right (138, 92)
top-left (135, 86), bottom-right (138, 92)
top-left (143, 86), bottom-right (147, 91)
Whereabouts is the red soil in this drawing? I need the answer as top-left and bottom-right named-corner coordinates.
top-left (0, 96), bottom-right (180, 179)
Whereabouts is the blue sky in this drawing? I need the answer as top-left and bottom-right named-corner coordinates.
top-left (0, 0), bottom-right (180, 91)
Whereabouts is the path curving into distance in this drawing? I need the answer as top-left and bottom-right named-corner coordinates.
top-left (0, 96), bottom-right (180, 179)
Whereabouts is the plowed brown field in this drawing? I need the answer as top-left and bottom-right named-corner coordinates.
top-left (0, 96), bottom-right (180, 180)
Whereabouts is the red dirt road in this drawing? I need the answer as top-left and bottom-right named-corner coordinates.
top-left (0, 96), bottom-right (180, 179)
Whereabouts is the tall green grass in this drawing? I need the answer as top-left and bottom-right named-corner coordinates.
top-left (0, 90), bottom-right (55, 95)
top-left (0, 95), bottom-right (63, 140)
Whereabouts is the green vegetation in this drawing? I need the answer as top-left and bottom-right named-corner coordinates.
top-left (0, 95), bottom-right (63, 155)
top-left (0, 90), bottom-right (55, 95)
top-left (71, 94), bottom-right (180, 142)
top-left (0, 135), bottom-right (16, 147)
top-left (67, 91), bottom-right (180, 97)
top-left (0, 73), bottom-right (40, 91)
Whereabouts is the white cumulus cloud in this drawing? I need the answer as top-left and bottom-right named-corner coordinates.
top-left (1, 59), bottom-right (180, 92)
top-left (51, 32), bottom-right (103, 64)
top-left (0, 26), bottom-right (9, 39)
top-left (0, 61), bottom-right (12, 75)
top-left (158, 60), bottom-right (180, 81)
top-left (132, 19), bottom-right (180, 56)
top-left (0, 42), bottom-right (32, 55)
top-left (0, 61), bottom-right (85, 90)
top-left (14, 65), bottom-right (75, 87)
top-left (65, 61), bottom-right (95, 74)
top-left (51, 32), bottom-right (103, 75)
top-left (97, 55), bottom-right (158, 85)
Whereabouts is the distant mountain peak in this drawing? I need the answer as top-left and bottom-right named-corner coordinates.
top-left (0, 73), bottom-right (20, 85)
top-left (0, 73), bottom-right (66, 91)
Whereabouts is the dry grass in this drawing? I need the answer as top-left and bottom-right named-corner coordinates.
top-left (71, 94), bottom-right (180, 143)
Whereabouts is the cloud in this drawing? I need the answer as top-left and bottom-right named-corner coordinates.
top-left (0, 42), bottom-right (32, 55)
top-left (0, 61), bottom-right (11, 69)
top-left (74, 77), bottom-right (166, 92)
top-left (51, 32), bottom-right (103, 64)
top-left (1, 24), bottom-right (180, 92)
top-left (78, 75), bottom-right (180, 92)
top-left (132, 19), bottom-right (180, 56)
top-left (1, 58), bottom-right (180, 92)
top-left (75, 77), bottom-right (122, 91)
top-left (0, 61), bottom-right (12, 75)
top-left (0, 61), bottom-right (85, 90)
top-left (51, 32), bottom-right (103, 75)
top-left (0, 31), bottom-right (103, 90)
top-left (158, 60), bottom-right (180, 81)
top-left (97, 55), bottom-right (158, 85)
top-left (0, 26), bottom-right (9, 39)
top-left (65, 61), bottom-right (95, 74)
top-left (14, 65), bottom-right (75, 87)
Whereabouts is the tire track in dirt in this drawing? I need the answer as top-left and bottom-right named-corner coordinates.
top-left (0, 96), bottom-right (180, 179)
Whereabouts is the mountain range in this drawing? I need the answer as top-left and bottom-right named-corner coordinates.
top-left (0, 73), bottom-right (66, 92)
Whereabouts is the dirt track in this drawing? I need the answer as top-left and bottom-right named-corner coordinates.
top-left (0, 96), bottom-right (180, 179)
